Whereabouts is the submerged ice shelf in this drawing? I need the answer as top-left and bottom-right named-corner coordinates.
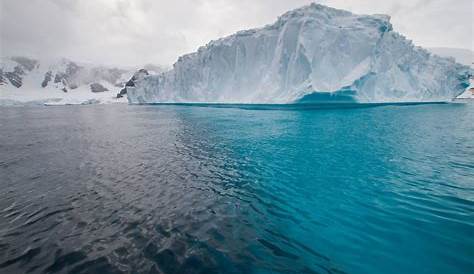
top-left (128, 4), bottom-right (472, 104)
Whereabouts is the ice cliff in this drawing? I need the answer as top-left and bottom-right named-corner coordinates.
top-left (128, 4), bottom-right (471, 104)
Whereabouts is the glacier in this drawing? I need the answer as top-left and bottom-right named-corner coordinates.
top-left (127, 4), bottom-right (472, 104)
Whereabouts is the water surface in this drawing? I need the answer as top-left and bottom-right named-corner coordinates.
top-left (0, 102), bottom-right (473, 274)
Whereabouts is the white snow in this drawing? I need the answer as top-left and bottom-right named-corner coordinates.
top-left (128, 4), bottom-right (472, 104)
top-left (0, 84), bottom-right (127, 106)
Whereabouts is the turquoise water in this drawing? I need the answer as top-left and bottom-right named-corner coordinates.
top-left (0, 102), bottom-right (473, 273)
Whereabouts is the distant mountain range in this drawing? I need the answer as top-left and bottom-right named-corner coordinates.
top-left (0, 56), bottom-right (165, 105)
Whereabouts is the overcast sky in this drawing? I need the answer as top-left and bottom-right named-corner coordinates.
top-left (1, 0), bottom-right (472, 67)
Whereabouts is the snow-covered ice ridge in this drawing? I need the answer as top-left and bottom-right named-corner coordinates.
top-left (128, 4), bottom-right (472, 104)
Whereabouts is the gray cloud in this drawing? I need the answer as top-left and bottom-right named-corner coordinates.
top-left (1, 0), bottom-right (472, 67)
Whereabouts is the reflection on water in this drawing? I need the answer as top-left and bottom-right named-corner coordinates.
top-left (0, 103), bottom-right (473, 274)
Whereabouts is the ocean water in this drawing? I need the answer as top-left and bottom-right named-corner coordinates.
top-left (0, 102), bottom-right (473, 274)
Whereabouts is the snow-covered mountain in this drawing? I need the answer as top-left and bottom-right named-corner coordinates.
top-left (116, 69), bottom-right (150, 99)
top-left (0, 57), bottom-right (164, 105)
top-left (128, 4), bottom-right (471, 104)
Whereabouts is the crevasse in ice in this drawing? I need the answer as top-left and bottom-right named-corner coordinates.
top-left (127, 4), bottom-right (471, 104)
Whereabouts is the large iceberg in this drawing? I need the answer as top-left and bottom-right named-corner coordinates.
top-left (128, 4), bottom-right (471, 104)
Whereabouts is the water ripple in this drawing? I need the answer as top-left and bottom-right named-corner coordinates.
top-left (0, 103), bottom-right (473, 274)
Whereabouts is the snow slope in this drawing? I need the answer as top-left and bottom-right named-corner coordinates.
top-left (0, 84), bottom-right (127, 106)
top-left (128, 4), bottom-right (471, 104)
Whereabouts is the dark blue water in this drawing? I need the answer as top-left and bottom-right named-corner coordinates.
top-left (0, 103), bottom-right (473, 274)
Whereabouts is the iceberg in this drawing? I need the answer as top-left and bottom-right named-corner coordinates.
top-left (127, 4), bottom-right (472, 104)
